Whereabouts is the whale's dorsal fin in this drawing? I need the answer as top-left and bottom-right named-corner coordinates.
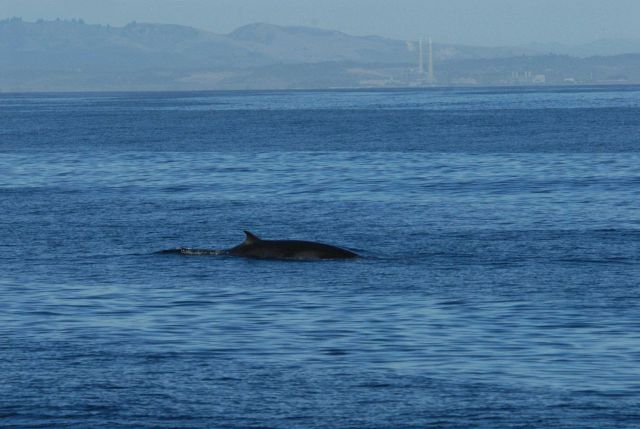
top-left (243, 230), bottom-right (260, 245)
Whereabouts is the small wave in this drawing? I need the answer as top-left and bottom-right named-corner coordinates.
top-left (557, 257), bottom-right (636, 265)
top-left (156, 248), bottom-right (225, 256)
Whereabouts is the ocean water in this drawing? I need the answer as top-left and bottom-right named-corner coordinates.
top-left (1, 86), bottom-right (640, 428)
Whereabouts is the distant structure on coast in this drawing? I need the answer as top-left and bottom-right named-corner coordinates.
top-left (427, 37), bottom-right (435, 84)
top-left (418, 38), bottom-right (425, 77)
top-left (416, 37), bottom-right (436, 85)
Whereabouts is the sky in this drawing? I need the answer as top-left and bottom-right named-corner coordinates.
top-left (1, 0), bottom-right (640, 46)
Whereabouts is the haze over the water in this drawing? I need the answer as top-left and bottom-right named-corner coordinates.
top-left (1, 0), bottom-right (639, 46)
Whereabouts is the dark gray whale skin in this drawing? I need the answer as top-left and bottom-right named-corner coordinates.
top-left (159, 231), bottom-right (359, 261)
top-left (228, 231), bottom-right (358, 260)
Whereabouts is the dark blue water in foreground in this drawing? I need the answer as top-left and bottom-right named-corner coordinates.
top-left (1, 87), bottom-right (640, 428)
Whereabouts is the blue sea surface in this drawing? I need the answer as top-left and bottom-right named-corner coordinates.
top-left (1, 86), bottom-right (640, 428)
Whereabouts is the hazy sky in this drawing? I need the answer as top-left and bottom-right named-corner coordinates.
top-left (2, 0), bottom-right (639, 46)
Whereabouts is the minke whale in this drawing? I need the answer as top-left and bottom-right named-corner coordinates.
top-left (159, 231), bottom-right (359, 261)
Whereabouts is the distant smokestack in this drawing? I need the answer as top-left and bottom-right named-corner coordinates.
top-left (428, 37), bottom-right (435, 84)
top-left (418, 38), bottom-right (424, 76)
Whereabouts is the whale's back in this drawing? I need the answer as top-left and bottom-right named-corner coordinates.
top-left (228, 238), bottom-right (358, 260)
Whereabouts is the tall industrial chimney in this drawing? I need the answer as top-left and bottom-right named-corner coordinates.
top-left (418, 38), bottom-right (424, 76)
top-left (428, 38), bottom-right (435, 84)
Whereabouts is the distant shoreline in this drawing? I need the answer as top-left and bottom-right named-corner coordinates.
top-left (3, 18), bottom-right (640, 93)
top-left (2, 83), bottom-right (640, 96)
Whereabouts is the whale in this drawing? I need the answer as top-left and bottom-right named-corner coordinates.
top-left (159, 231), bottom-right (359, 261)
